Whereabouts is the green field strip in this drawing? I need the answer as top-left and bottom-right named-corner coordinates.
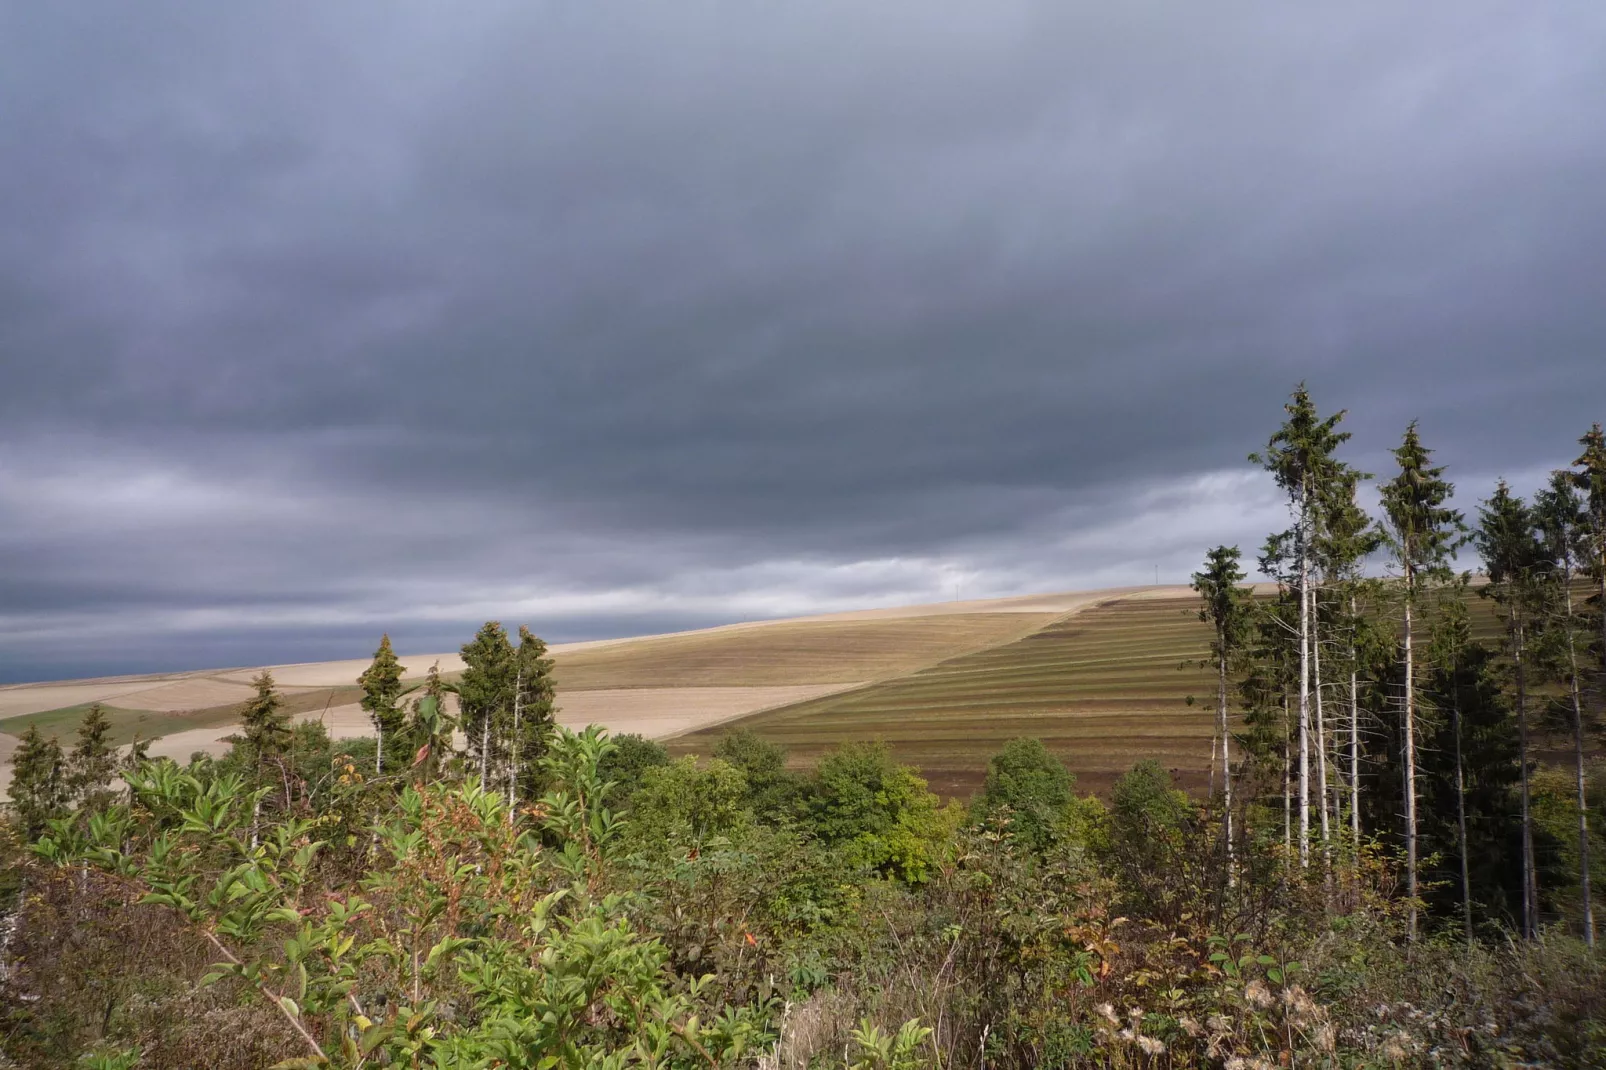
top-left (0, 703), bottom-right (241, 748)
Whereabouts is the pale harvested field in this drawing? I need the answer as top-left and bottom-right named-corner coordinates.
top-left (552, 612), bottom-right (1061, 690)
top-left (554, 684), bottom-right (865, 738)
top-left (238, 687), bottom-right (868, 745)
top-left (106, 678), bottom-right (257, 712)
top-left (0, 678), bottom-right (186, 719)
top-left (214, 655), bottom-right (467, 689)
top-left (0, 731), bottom-right (18, 800)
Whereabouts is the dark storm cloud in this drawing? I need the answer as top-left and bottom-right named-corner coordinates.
top-left (2, 2), bottom-right (1605, 680)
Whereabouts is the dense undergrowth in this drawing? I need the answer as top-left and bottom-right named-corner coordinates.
top-left (2, 720), bottom-right (1601, 1069)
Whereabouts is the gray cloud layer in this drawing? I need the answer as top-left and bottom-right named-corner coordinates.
top-left (2, 2), bottom-right (1604, 680)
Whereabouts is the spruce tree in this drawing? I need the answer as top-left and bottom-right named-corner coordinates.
top-left (1428, 587), bottom-right (1477, 942)
top-left (67, 702), bottom-right (119, 811)
top-left (508, 625), bottom-right (557, 807)
top-left (1534, 470), bottom-right (1596, 946)
top-left (241, 670), bottom-right (292, 758)
top-left (358, 634), bottom-right (409, 776)
top-left (1421, 634), bottom-right (1523, 934)
top-left (1316, 468), bottom-right (1379, 852)
top-left (1192, 544), bottom-right (1253, 873)
top-left (1252, 385), bottom-right (1351, 865)
top-left (1575, 424), bottom-right (1606, 701)
top-left (1238, 586), bottom-right (1298, 851)
top-left (236, 670), bottom-right (291, 848)
top-left (6, 724), bottom-right (68, 838)
top-left (1377, 422), bottom-right (1466, 940)
top-left (459, 621), bottom-right (515, 786)
top-left (1477, 481), bottom-right (1548, 939)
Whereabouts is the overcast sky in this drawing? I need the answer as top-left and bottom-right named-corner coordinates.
top-left (2, 2), bottom-right (1604, 682)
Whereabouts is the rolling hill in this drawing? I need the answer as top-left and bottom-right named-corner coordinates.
top-left (0, 581), bottom-right (1551, 801)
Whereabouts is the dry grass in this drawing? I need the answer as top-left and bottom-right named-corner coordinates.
top-left (555, 684), bottom-right (868, 738)
top-left (552, 612), bottom-right (1059, 689)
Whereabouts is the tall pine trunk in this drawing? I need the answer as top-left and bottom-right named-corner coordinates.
top-left (1349, 594), bottom-right (1362, 848)
top-left (1314, 607), bottom-right (1331, 853)
top-left (481, 716), bottom-right (490, 787)
top-left (508, 669), bottom-right (523, 821)
top-left (1514, 614), bottom-right (1537, 939)
top-left (1451, 658), bottom-right (1473, 945)
top-left (1218, 638), bottom-right (1234, 880)
top-left (1283, 693), bottom-right (1293, 856)
top-left (1298, 501), bottom-right (1313, 866)
top-left (1403, 568), bottom-right (1419, 942)
top-left (1562, 580), bottom-right (1596, 946)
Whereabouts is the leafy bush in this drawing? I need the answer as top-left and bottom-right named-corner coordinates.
top-left (970, 737), bottom-right (1077, 853)
top-left (805, 742), bottom-right (957, 883)
top-left (3, 726), bottom-right (1602, 1069)
top-left (599, 732), bottom-right (671, 805)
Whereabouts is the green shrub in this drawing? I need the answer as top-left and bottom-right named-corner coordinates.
top-left (806, 742), bottom-right (955, 883)
top-left (971, 737), bottom-right (1077, 853)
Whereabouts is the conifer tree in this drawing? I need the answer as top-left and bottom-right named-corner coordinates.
top-left (1316, 468), bottom-right (1379, 851)
top-left (507, 625), bottom-right (557, 807)
top-left (1421, 632), bottom-right (1522, 934)
top-left (1238, 586), bottom-right (1298, 850)
top-left (1477, 481), bottom-right (1548, 939)
top-left (67, 702), bottom-right (119, 811)
top-left (235, 670), bottom-right (292, 849)
top-left (1534, 470), bottom-right (1595, 946)
top-left (1252, 385), bottom-right (1351, 865)
top-left (240, 670), bottom-right (292, 759)
top-left (1376, 422), bottom-right (1465, 940)
top-left (1575, 424), bottom-right (1606, 695)
top-left (1429, 587), bottom-right (1477, 942)
top-left (1193, 545), bottom-right (1253, 873)
top-left (6, 724), bottom-right (68, 838)
top-left (459, 621), bottom-right (515, 786)
top-left (358, 634), bottom-right (409, 776)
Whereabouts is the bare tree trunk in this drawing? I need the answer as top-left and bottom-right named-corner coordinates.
top-left (375, 717), bottom-right (383, 777)
top-left (508, 669), bottom-right (523, 822)
top-left (1403, 570), bottom-right (1419, 942)
top-left (1314, 603), bottom-right (1332, 854)
top-left (1298, 509), bottom-right (1313, 867)
top-left (480, 715), bottom-right (490, 787)
top-left (1219, 642), bottom-right (1234, 882)
top-left (1283, 693), bottom-right (1292, 856)
top-left (1562, 580), bottom-right (1596, 947)
top-left (1350, 594), bottom-right (1362, 849)
top-left (1451, 656), bottom-right (1473, 946)
top-left (1515, 617), bottom-right (1537, 939)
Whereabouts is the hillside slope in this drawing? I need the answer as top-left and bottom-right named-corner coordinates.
top-left (670, 593), bottom-right (1219, 796)
top-left (0, 587), bottom-right (1164, 797)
